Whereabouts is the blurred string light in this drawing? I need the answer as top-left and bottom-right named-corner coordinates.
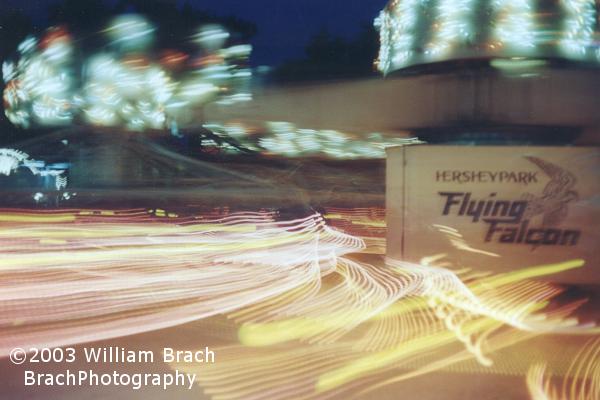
top-left (425, 0), bottom-right (477, 59)
top-left (193, 24), bottom-right (231, 53)
top-left (206, 121), bottom-right (424, 159)
top-left (374, 0), bottom-right (422, 74)
top-left (103, 14), bottom-right (156, 51)
top-left (3, 28), bottom-right (76, 128)
top-left (0, 148), bottom-right (30, 176)
top-left (374, 9), bottom-right (392, 73)
top-left (559, 0), bottom-right (597, 59)
top-left (3, 15), bottom-right (253, 132)
top-left (491, 0), bottom-right (536, 51)
top-left (0, 148), bottom-right (68, 190)
top-left (375, 0), bottom-right (600, 73)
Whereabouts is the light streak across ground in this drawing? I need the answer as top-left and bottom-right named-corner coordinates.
top-left (0, 208), bottom-right (363, 356)
top-left (0, 207), bottom-right (598, 399)
top-left (174, 256), bottom-right (596, 400)
top-left (174, 209), bottom-right (597, 399)
top-left (527, 337), bottom-right (600, 400)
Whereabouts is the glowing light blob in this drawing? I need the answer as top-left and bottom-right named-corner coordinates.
top-left (3, 18), bottom-right (253, 133)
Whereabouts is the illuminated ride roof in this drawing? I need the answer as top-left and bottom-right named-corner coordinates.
top-left (375, 0), bottom-right (600, 74)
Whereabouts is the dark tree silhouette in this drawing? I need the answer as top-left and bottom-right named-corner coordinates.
top-left (274, 24), bottom-right (379, 83)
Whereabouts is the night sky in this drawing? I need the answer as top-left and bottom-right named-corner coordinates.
top-left (1, 0), bottom-right (389, 65)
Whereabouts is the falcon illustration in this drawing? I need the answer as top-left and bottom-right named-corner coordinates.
top-left (522, 156), bottom-right (579, 226)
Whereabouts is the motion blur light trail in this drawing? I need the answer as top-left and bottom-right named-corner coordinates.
top-left (173, 256), bottom-right (598, 400)
top-left (323, 207), bottom-right (386, 254)
top-left (207, 122), bottom-right (424, 159)
top-left (0, 207), bottom-right (598, 399)
top-left (167, 214), bottom-right (598, 400)
top-left (0, 208), bottom-right (362, 356)
top-left (527, 337), bottom-right (600, 400)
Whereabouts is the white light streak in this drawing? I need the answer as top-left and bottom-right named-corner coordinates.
top-left (559, 0), bottom-right (596, 59)
top-left (492, 0), bottom-right (536, 51)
